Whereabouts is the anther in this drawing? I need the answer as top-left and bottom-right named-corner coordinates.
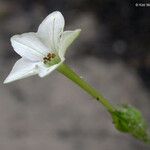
top-left (43, 57), bottom-right (48, 61)
top-left (43, 53), bottom-right (56, 64)
top-left (43, 57), bottom-right (49, 64)
top-left (47, 53), bottom-right (52, 58)
top-left (52, 53), bottom-right (56, 58)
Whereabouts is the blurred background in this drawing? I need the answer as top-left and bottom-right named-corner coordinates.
top-left (0, 0), bottom-right (150, 149)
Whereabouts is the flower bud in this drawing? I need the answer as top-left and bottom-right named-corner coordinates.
top-left (111, 105), bottom-right (150, 143)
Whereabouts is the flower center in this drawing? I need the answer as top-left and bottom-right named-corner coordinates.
top-left (43, 53), bottom-right (56, 64)
top-left (43, 53), bottom-right (61, 67)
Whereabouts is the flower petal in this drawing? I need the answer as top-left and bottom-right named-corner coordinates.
top-left (59, 29), bottom-right (81, 58)
top-left (4, 58), bottom-right (38, 83)
top-left (37, 11), bottom-right (65, 51)
top-left (11, 32), bottom-right (49, 61)
top-left (38, 58), bottom-right (65, 77)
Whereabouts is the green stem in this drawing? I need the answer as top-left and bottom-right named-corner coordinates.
top-left (57, 63), bottom-right (115, 113)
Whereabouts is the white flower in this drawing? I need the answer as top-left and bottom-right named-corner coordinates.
top-left (4, 11), bottom-right (81, 83)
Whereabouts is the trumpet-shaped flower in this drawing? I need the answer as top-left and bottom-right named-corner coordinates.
top-left (4, 11), bottom-right (81, 83)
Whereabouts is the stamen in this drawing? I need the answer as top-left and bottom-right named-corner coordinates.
top-left (47, 53), bottom-right (52, 58)
top-left (43, 57), bottom-right (48, 61)
top-left (52, 53), bottom-right (56, 58)
top-left (43, 53), bottom-right (56, 64)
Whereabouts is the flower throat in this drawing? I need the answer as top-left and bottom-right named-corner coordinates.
top-left (43, 53), bottom-right (61, 67)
